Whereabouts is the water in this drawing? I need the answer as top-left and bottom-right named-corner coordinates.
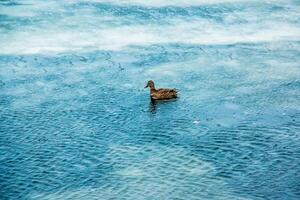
top-left (1, 0), bottom-right (300, 199)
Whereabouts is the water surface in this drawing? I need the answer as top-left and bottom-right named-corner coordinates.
top-left (0, 0), bottom-right (300, 199)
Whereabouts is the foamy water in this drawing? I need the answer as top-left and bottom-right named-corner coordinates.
top-left (0, 0), bottom-right (299, 199)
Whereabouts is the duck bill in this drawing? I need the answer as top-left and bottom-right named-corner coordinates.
top-left (144, 85), bottom-right (148, 88)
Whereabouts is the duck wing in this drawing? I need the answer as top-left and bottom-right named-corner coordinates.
top-left (151, 88), bottom-right (178, 100)
top-left (157, 88), bottom-right (177, 92)
top-left (157, 88), bottom-right (177, 93)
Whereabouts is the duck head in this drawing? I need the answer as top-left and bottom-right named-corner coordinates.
top-left (144, 80), bottom-right (155, 89)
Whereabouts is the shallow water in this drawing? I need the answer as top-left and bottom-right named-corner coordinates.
top-left (1, 0), bottom-right (300, 199)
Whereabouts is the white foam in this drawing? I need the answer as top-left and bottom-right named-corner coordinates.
top-left (1, 19), bottom-right (300, 55)
top-left (1, 0), bottom-right (300, 55)
top-left (74, 0), bottom-right (286, 7)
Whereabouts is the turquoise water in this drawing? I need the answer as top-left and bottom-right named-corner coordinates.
top-left (1, 0), bottom-right (300, 199)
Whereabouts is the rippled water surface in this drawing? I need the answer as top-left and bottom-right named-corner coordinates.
top-left (1, 0), bottom-right (300, 199)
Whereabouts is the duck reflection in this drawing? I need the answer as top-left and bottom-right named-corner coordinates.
top-left (149, 99), bottom-right (157, 114)
top-left (148, 98), bottom-right (178, 114)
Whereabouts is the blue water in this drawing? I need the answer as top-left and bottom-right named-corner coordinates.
top-left (1, 0), bottom-right (300, 199)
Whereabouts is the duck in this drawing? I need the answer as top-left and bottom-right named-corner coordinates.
top-left (144, 80), bottom-right (178, 100)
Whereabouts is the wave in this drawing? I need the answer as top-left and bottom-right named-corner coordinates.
top-left (1, 20), bottom-right (300, 55)
top-left (72, 0), bottom-right (288, 7)
top-left (1, 0), bottom-right (299, 55)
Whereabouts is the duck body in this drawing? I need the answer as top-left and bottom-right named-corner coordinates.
top-left (150, 88), bottom-right (177, 100)
top-left (145, 80), bottom-right (178, 100)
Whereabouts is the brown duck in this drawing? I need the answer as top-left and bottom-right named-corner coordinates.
top-left (144, 80), bottom-right (178, 100)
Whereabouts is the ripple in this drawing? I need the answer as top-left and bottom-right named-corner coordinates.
top-left (29, 144), bottom-right (249, 200)
top-left (1, 1), bottom-right (300, 199)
